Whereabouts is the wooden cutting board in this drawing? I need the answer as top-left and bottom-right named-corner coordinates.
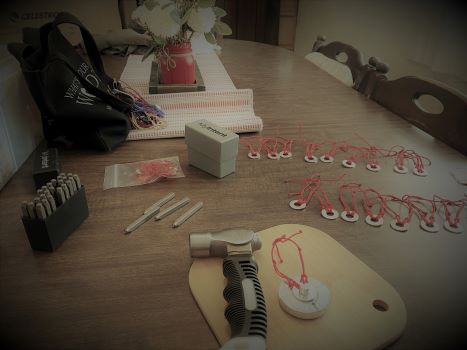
top-left (189, 224), bottom-right (407, 350)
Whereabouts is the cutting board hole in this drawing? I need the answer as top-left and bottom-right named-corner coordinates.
top-left (413, 94), bottom-right (444, 114)
top-left (372, 299), bottom-right (389, 312)
top-left (336, 52), bottom-right (348, 63)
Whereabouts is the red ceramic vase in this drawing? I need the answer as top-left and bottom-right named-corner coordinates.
top-left (160, 43), bottom-right (196, 85)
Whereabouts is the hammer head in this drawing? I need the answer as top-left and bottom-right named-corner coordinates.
top-left (189, 229), bottom-right (262, 258)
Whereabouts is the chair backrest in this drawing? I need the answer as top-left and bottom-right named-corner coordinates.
top-left (371, 76), bottom-right (467, 155)
top-left (312, 35), bottom-right (365, 84)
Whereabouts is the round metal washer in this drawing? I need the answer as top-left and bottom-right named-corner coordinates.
top-left (320, 155), bottom-right (334, 163)
top-left (267, 152), bottom-right (280, 160)
top-left (280, 151), bottom-right (293, 159)
top-left (413, 168), bottom-right (428, 177)
top-left (390, 219), bottom-right (408, 232)
top-left (393, 165), bottom-right (408, 174)
top-left (365, 215), bottom-right (384, 227)
top-left (367, 164), bottom-right (381, 172)
top-left (304, 155), bottom-right (318, 163)
top-left (443, 221), bottom-right (464, 234)
top-left (342, 160), bottom-right (356, 168)
top-left (278, 276), bottom-right (330, 320)
top-left (321, 208), bottom-right (339, 220)
top-left (420, 220), bottom-right (439, 233)
top-left (289, 199), bottom-right (307, 210)
top-left (248, 152), bottom-right (261, 160)
top-left (341, 210), bottom-right (359, 222)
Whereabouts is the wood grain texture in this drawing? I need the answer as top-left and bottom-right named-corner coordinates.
top-left (0, 39), bottom-right (466, 350)
top-left (190, 224), bottom-right (407, 350)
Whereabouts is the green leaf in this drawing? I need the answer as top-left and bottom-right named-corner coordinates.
top-left (142, 45), bottom-right (156, 61)
top-left (144, 0), bottom-right (159, 11)
top-left (213, 21), bottom-right (232, 35)
top-left (204, 32), bottom-right (217, 44)
top-left (198, 0), bottom-right (216, 8)
top-left (170, 9), bottom-right (182, 24)
top-left (128, 19), bottom-right (146, 34)
top-left (181, 8), bottom-right (192, 24)
top-left (213, 7), bottom-right (227, 18)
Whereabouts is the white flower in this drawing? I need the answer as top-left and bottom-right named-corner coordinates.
top-left (187, 7), bottom-right (216, 33)
top-left (131, 2), bottom-right (181, 38)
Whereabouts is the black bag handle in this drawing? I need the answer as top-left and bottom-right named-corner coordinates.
top-left (39, 12), bottom-right (108, 82)
top-left (52, 51), bottom-right (132, 112)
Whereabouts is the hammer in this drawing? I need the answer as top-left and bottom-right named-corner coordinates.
top-left (190, 229), bottom-right (267, 350)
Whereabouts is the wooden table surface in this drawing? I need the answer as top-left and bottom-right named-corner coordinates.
top-left (1, 39), bottom-right (466, 350)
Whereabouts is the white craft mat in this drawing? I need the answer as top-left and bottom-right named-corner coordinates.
top-left (120, 50), bottom-right (262, 140)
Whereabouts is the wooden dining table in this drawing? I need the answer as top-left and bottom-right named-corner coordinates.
top-left (1, 39), bottom-right (466, 350)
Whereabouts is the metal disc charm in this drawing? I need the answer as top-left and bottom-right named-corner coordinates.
top-left (278, 276), bottom-right (330, 320)
top-left (289, 200), bottom-right (307, 210)
top-left (280, 151), bottom-right (292, 159)
top-left (393, 165), bottom-right (408, 174)
top-left (248, 152), bottom-right (261, 160)
top-left (365, 215), bottom-right (384, 227)
top-left (390, 219), bottom-right (408, 232)
top-left (443, 221), bottom-right (464, 234)
top-left (268, 152), bottom-right (280, 160)
top-left (342, 160), bottom-right (356, 168)
top-left (304, 155), bottom-right (318, 163)
top-left (341, 210), bottom-right (359, 222)
top-left (320, 155), bottom-right (334, 163)
top-left (321, 208), bottom-right (339, 220)
top-left (413, 168), bottom-right (428, 177)
top-left (366, 164), bottom-right (381, 172)
top-left (420, 220), bottom-right (439, 233)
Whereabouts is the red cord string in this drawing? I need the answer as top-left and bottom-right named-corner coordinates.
top-left (271, 230), bottom-right (308, 290)
top-left (433, 195), bottom-right (465, 227)
top-left (339, 183), bottom-right (362, 215)
top-left (383, 194), bottom-right (414, 225)
top-left (405, 196), bottom-right (437, 225)
top-left (361, 188), bottom-right (386, 220)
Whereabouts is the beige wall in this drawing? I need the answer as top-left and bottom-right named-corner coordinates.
top-left (294, 0), bottom-right (467, 95)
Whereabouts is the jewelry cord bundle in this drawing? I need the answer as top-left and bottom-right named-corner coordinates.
top-left (112, 80), bottom-right (166, 130)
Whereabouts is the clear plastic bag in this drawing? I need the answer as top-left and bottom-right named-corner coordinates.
top-left (103, 156), bottom-right (184, 190)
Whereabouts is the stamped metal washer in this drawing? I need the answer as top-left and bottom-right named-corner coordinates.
top-left (366, 164), bottom-right (381, 172)
top-left (289, 199), bottom-right (307, 210)
top-left (280, 151), bottom-right (293, 159)
top-left (341, 210), bottom-right (359, 222)
top-left (443, 221), bottom-right (464, 234)
top-left (248, 152), bottom-right (261, 160)
top-left (267, 152), bottom-right (280, 160)
top-left (390, 219), bottom-right (408, 232)
top-left (393, 165), bottom-right (408, 174)
top-left (320, 155), bottom-right (334, 163)
top-left (365, 215), bottom-right (384, 227)
top-left (420, 220), bottom-right (439, 233)
top-left (304, 155), bottom-right (318, 163)
top-left (321, 208), bottom-right (339, 220)
top-left (413, 168), bottom-right (428, 177)
top-left (342, 160), bottom-right (356, 168)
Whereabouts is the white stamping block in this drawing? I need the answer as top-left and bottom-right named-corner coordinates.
top-left (185, 119), bottom-right (239, 162)
top-left (188, 148), bottom-right (236, 178)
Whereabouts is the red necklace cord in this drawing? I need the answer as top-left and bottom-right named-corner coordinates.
top-left (315, 188), bottom-right (335, 213)
top-left (339, 183), bottom-right (362, 215)
top-left (361, 188), bottom-right (386, 220)
top-left (383, 194), bottom-right (414, 225)
top-left (262, 137), bottom-right (279, 156)
top-left (304, 142), bottom-right (320, 158)
top-left (286, 176), bottom-right (322, 205)
top-left (433, 196), bottom-right (465, 227)
top-left (405, 196), bottom-right (436, 225)
top-left (240, 136), bottom-right (264, 156)
top-left (407, 150), bottom-right (431, 172)
top-left (271, 230), bottom-right (308, 289)
top-left (277, 137), bottom-right (295, 156)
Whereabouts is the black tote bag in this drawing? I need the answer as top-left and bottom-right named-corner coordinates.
top-left (8, 12), bottom-right (132, 151)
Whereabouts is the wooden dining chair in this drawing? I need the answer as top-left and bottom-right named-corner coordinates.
top-left (370, 76), bottom-right (467, 155)
top-left (306, 35), bottom-right (390, 93)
